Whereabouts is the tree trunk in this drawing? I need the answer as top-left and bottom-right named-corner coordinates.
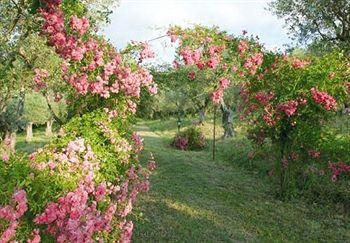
top-left (58, 127), bottom-right (65, 137)
top-left (198, 109), bottom-right (205, 125)
top-left (4, 131), bottom-right (11, 148)
top-left (45, 120), bottom-right (53, 137)
top-left (10, 132), bottom-right (16, 151)
top-left (1, 130), bottom-right (16, 153)
top-left (221, 101), bottom-right (234, 139)
top-left (26, 122), bottom-right (33, 142)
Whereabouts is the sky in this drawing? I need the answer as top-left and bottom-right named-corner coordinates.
top-left (103, 0), bottom-right (293, 64)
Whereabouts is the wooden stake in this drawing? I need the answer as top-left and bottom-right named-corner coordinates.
top-left (213, 105), bottom-right (217, 160)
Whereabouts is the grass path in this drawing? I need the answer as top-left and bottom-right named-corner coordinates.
top-left (132, 123), bottom-right (350, 242)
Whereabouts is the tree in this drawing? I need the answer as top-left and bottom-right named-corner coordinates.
top-left (168, 25), bottom-right (264, 138)
top-left (240, 51), bottom-right (350, 196)
top-left (269, 0), bottom-right (350, 53)
top-left (152, 66), bottom-right (205, 120)
top-left (0, 0), bottom-right (157, 241)
top-left (23, 92), bottom-right (51, 142)
top-left (0, 0), bottom-right (119, 146)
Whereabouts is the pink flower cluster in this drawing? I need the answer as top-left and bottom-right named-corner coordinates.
top-left (120, 220), bottom-right (133, 243)
top-left (238, 40), bottom-right (249, 54)
top-left (33, 68), bottom-right (49, 91)
top-left (243, 52), bottom-right (263, 75)
top-left (139, 42), bottom-right (155, 60)
top-left (308, 149), bottom-right (321, 159)
top-left (188, 71), bottom-right (196, 80)
top-left (277, 100), bottom-right (299, 117)
top-left (291, 58), bottom-right (311, 69)
top-left (206, 56), bottom-right (220, 69)
top-left (329, 162), bottom-right (350, 182)
top-left (69, 15), bottom-right (89, 35)
top-left (255, 91), bottom-right (274, 106)
top-left (40, 0), bottom-right (156, 101)
top-left (32, 138), bottom-right (97, 175)
top-left (211, 89), bottom-right (224, 104)
top-left (211, 78), bottom-right (231, 104)
top-left (219, 78), bottom-right (230, 89)
top-left (174, 136), bottom-right (189, 150)
top-left (27, 229), bottom-right (41, 243)
top-left (30, 138), bottom-right (154, 242)
top-left (131, 132), bottom-right (144, 154)
top-left (33, 181), bottom-right (117, 242)
top-left (310, 88), bottom-right (337, 111)
top-left (0, 190), bottom-right (28, 242)
top-left (1, 153), bottom-right (9, 162)
top-left (180, 47), bottom-right (201, 66)
top-left (262, 107), bottom-right (278, 127)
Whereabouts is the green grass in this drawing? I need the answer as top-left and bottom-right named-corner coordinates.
top-left (16, 127), bottom-right (51, 154)
top-left (132, 119), bottom-right (350, 242)
top-left (11, 119), bottom-right (350, 241)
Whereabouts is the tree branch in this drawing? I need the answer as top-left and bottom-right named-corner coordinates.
top-left (44, 93), bottom-right (63, 126)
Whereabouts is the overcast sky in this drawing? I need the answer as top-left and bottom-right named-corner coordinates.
top-left (103, 0), bottom-right (292, 64)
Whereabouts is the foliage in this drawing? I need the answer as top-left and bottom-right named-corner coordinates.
top-left (133, 119), bottom-right (350, 242)
top-left (240, 51), bottom-right (350, 197)
top-left (269, 0), bottom-right (350, 53)
top-left (172, 126), bottom-right (206, 151)
top-left (23, 92), bottom-right (50, 125)
top-left (0, 0), bottom-right (157, 242)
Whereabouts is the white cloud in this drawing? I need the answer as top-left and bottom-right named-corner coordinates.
top-left (102, 0), bottom-right (292, 64)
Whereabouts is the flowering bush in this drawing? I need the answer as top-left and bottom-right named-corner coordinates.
top-left (0, 0), bottom-right (157, 242)
top-left (167, 25), bottom-right (263, 105)
top-left (240, 51), bottom-right (350, 196)
top-left (172, 126), bottom-right (206, 151)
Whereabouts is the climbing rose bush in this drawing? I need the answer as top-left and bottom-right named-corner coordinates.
top-left (167, 25), bottom-right (263, 104)
top-left (172, 126), bottom-right (206, 151)
top-left (240, 51), bottom-right (350, 195)
top-left (0, 0), bottom-right (157, 242)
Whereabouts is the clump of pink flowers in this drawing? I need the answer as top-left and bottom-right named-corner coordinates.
top-left (255, 91), bottom-right (274, 106)
top-left (188, 71), bottom-right (196, 80)
top-left (33, 68), bottom-right (49, 91)
top-left (1, 153), bottom-right (10, 161)
top-left (211, 89), bottom-right (224, 104)
top-left (180, 47), bottom-right (201, 66)
top-left (131, 132), bottom-right (144, 154)
top-left (243, 52), bottom-right (263, 75)
top-left (277, 100), bottom-right (299, 117)
top-left (219, 78), bottom-right (230, 89)
top-left (33, 181), bottom-right (116, 242)
top-left (310, 87), bottom-right (337, 111)
top-left (308, 149), bottom-right (321, 159)
top-left (238, 40), bottom-right (249, 54)
top-left (70, 15), bottom-right (89, 35)
top-left (173, 136), bottom-right (189, 150)
top-left (329, 162), bottom-right (350, 182)
top-left (28, 136), bottom-right (155, 242)
top-left (0, 190), bottom-right (28, 242)
top-left (291, 58), bottom-right (311, 69)
top-left (40, 0), bottom-right (156, 100)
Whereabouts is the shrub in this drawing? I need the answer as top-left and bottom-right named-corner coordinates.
top-left (240, 51), bottom-right (350, 197)
top-left (0, 0), bottom-right (157, 241)
top-left (172, 126), bottom-right (206, 150)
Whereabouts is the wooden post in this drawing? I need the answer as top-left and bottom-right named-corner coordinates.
top-left (213, 105), bottom-right (217, 160)
top-left (46, 119), bottom-right (54, 137)
top-left (26, 122), bottom-right (33, 142)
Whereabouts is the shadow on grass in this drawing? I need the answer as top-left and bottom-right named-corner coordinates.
top-left (16, 129), bottom-right (51, 154)
top-left (132, 128), bottom-right (350, 242)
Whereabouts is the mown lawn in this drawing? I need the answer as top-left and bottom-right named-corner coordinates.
top-left (132, 118), bottom-right (350, 242)
top-left (16, 127), bottom-right (51, 154)
top-left (14, 119), bottom-right (350, 242)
